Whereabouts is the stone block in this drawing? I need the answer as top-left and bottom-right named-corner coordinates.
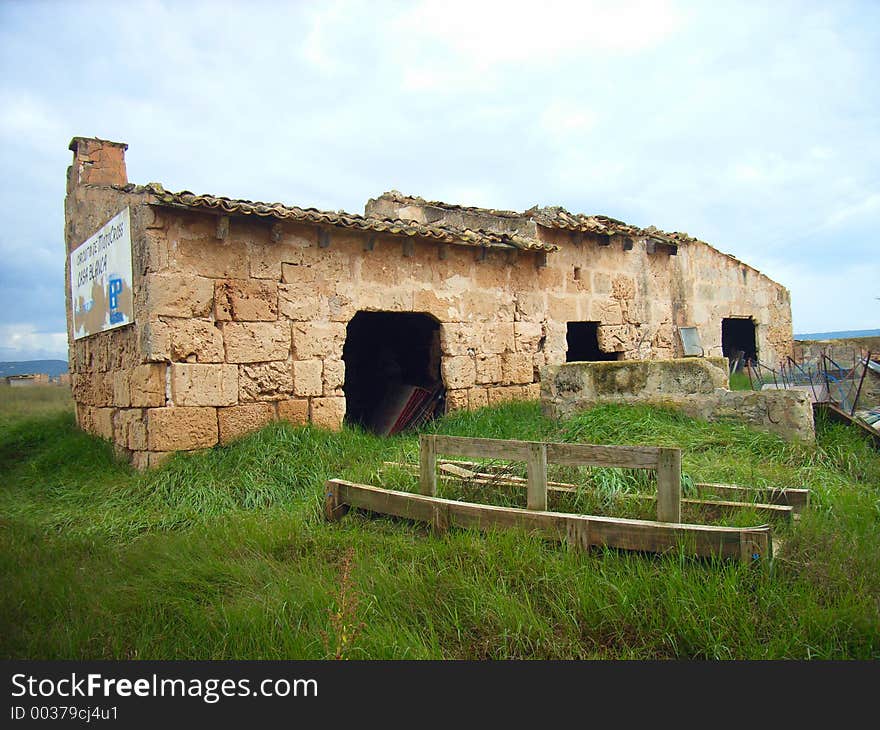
top-left (501, 352), bottom-right (533, 384)
top-left (468, 387), bottom-right (489, 410)
top-left (129, 364), bottom-right (166, 407)
top-left (482, 323), bottom-right (515, 354)
top-left (144, 273), bottom-right (214, 318)
top-left (487, 386), bottom-right (521, 406)
top-left (293, 359), bottom-right (323, 397)
top-left (522, 383), bottom-right (541, 400)
top-left (107, 328), bottom-right (141, 370)
top-left (594, 299), bottom-right (625, 325)
top-left (441, 356), bottom-right (476, 389)
top-left (281, 260), bottom-right (319, 284)
top-left (277, 398), bottom-right (309, 425)
top-left (215, 279), bottom-right (278, 321)
top-left (171, 363), bottom-right (238, 406)
top-left (413, 289), bottom-right (460, 322)
top-left (71, 372), bottom-right (113, 407)
top-left (475, 354), bottom-right (502, 384)
top-left (358, 287), bottom-right (412, 312)
top-left (439, 323), bottom-right (474, 356)
top-left (311, 397), bottom-right (345, 431)
top-left (278, 282), bottom-right (328, 321)
top-left (547, 294), bottom-right (579, 322)
top-left (291, 322), bottom-right (346, 361)
top-left (167, 219), bottom-right (249, 279)
top-left (223, 321), bottom-right (291, 363)
top-left (514, 321), bottom-right (544, 353)
top-left (130, 450), bottom-right (173, 470)
top-left (146, 406), bottom-right (218, 451)
top-left (92, 407), bottom-right (115, 440)
top-left (445, 389), bottom-right (469, 412)
top-left (112, 370), bottom-right (131, 407)
top-left (596, 324), bottom-right (630, 353)
top-left (114, 408), bottom-right (147, 451)
top-left (323, 359), bottom-right (346, 395)
top-left (592, 271), bottom-right (612, 296)
top-left (218, 403), bottom-right (276, 445)
top-left (460, 289), bottom-right (514, 321)
top-left (142, 318), bottom-right (225, 363)
top-left (239, 360), bottom-right (294, 401)
top-left (515, 292), bottom-right (546, 321)
top-left (328, 291), bottom-right (356, 322)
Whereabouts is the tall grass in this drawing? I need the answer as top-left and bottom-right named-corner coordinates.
top-left (1, 395), bottom-right (878, 659)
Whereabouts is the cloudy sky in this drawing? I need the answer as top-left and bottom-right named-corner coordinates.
top-left (1, 0), bottom-right (878, 361)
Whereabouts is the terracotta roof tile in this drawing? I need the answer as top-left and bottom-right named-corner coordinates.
top-left (146, 186), bottom-right (555, 252)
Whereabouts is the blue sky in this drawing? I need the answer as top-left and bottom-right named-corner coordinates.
top-left (1, 0), bottom-right (878, 361)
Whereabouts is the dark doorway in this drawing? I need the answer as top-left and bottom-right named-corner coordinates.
top-left (343, 311), bottom-right (443, 434)
top-left (566, 321), bottom-right (621, 362)
top-left (721, 317), bottom-right (758, 368)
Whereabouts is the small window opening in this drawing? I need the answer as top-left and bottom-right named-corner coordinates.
top-left (566, 321), bottom-right (621, 362)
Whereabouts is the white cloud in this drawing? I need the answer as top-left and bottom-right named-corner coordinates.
top-left (0, 324), bottom-right (68, 362)
top-left (824, 193), bottom-right (880, 228)
top-left (394, 0), bottom-right (684, 67)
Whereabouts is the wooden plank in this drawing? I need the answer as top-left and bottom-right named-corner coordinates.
top-left (327, 479), bottom-right (771, 561)
top-left (419, 434), bottom-right (437, 496)
top-left (431, 435), bottom-right (534, 461)
top-left (432, 435), bottom-right (662, 469)
top-left (324, 480), bottom-right (349, 522)
top-left (740, 530), bottom-right (772, 563)
top-left (545, 442), bottom-right (662, 469)
top-left (656, 447), bottom-right (682, 523)
top-left (526, 442), bottom-right (548, 511)
top-left (439, 463), bottom-right (478, 478)
top-left (389, 463), bottom-right (793, 520)
top-left (695, 482), bottom-right (809, 511)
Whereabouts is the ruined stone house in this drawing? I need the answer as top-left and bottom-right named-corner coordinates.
top-left (65, 137), bottom-right (793, 467)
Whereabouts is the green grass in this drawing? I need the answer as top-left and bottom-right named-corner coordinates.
top-left (1, 387), bottom-right (879, 659)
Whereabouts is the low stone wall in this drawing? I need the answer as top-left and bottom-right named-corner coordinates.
top-left (541, 358), bottom-right (815, 441)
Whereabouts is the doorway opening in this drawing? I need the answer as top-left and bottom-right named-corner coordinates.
top-left (342, 311), bottom-right (443, 434)
top-left (721, 317), bottom-right (758, 369)
top-left (566, 321), bottom-right (621, 362)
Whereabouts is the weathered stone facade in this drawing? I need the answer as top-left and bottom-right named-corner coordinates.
top-left (541, 359), bottom-right (815, 441)
top-left (65, 137), bottom-right (794, 465)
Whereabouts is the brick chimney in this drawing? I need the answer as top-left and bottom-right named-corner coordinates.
top-left (67, 137), bottom-right (128, 191)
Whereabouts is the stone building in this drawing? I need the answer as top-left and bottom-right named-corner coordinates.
top-left (64, 137), bottom-right (793, 467)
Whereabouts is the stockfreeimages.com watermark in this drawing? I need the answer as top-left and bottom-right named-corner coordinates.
top-left (11, 672), bottom-right (317, 705)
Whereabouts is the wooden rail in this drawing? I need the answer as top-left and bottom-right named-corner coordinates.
top-left (384, 462), bottom-right (795, 521)
top-left (325, 479), bottom-right (772, 563)
top-left (419, 434), bottom-right (682, 522)
top-left (426, 460), bottom-right (809, 514)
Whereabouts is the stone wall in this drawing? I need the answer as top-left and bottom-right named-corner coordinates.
top-left (541, 358), bottom-right (815, 441)
top-left (65, 139), bottom-right (795, 465)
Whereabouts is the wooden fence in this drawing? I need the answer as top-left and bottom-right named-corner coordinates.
top-left (419, 434), bottom-right (683, 522)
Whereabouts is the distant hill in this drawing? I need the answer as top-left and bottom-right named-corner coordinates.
top-left (0, 360), bottom-right (69, 377)
top-left (794, 329), bottom-right (880, 341)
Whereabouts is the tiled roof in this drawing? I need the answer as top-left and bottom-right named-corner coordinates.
top-left (377, 190), bottom-right (525, 219)
top-left (147, 186), bottom-right (555, 252)
top-left (375, 191), bottom-right (691, 245)
top-left (527, 206), bottom-right (694, 245)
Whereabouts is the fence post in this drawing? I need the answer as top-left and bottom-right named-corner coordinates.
top-left (526, 442), bottom-right (548, 511)
top-left (656, 447), bottom-right (681, 523)
top-left (419, 434), bottom-right (437, 496)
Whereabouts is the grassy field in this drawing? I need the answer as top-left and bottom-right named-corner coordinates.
top-left (1, 386), bottom-right (878, 659)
